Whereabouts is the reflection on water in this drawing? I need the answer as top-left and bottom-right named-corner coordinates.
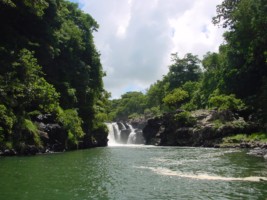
top-left (0, 146), bottom-right (266, 200)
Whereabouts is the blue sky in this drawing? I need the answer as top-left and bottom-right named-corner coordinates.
top-left (68, 0), bottom-right (225, 99)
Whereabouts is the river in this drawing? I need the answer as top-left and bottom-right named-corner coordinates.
top-left (0, 145), bottom-right (266, 199)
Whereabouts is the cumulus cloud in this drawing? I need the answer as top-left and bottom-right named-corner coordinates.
top-left (71, 0), bottom-right (225, 98)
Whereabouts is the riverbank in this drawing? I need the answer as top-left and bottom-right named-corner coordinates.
top-left (2, 109), bottom-right (267, 157)
top-left (0, 114), bottom-right (108, 156)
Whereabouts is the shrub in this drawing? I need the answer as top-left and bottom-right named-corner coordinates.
top-left (208, 94), bottom-right (245, 111)
top-left (174, 111), bottom-right (196, 127)
top-left (143, 107), bottom-right (162, 118)
top-left (92, 123), bottom-right (108, 146)
top-left (0, 104), bottom-right (15, 135)
top-left (57, 108), bottom-right (84, 146)
top-left (181, 101), bottom-right (198, 111)
top-left (223, 132), bottom-right (267, 144)
top-left (163, 88), bottom-right (189, 109)
top-left (128, 113), bottom-right (142, 120)
top-left (22, 119), bottom-right (41, 146)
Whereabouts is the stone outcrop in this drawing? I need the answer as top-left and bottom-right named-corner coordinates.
top-left (1, 113), bottom-right (108, 156)
top-left (34, 114), bottom-right (67, 152)
top-left (143, 109), bottom-right (262, 147)
top-left (248, 146), bottom-right (267, 159)
top-left (128, 117), bottom-right (147, 130)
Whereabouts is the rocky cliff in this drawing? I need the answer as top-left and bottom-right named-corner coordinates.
top-left (143, 109), bottom-right (262, 147)
top-left (0, 114), bottom-right (108, 156)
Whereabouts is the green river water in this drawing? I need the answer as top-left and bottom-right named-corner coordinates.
top-left (0, 145), bottom-right (267, 200)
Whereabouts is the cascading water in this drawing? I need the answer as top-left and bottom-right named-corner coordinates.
top-left (112, 123), bottom-right (121, 143)
top-left (120, 123), bottom-right (126, 130)
top-left (127, 124), bottom-right (136, 144)
top-left (106, 123), bottom-right (116, 144)
top-left (106, 122), bottom-right (144, 145)
top-left (106, 122), bottom-right (121, 145)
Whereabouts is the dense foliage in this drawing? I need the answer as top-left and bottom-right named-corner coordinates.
top-left (0, 0), bottom-right (108, 152)
top-left (108, 0), bottom-right (267, 132)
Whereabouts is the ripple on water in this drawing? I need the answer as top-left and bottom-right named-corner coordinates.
top-left (0, 147), bottom-right (266, 200)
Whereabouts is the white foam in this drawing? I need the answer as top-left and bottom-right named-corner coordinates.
top-left (136, 166), bottom-right (267, 182)
top-left (108, 144), bottom-right (146, 148)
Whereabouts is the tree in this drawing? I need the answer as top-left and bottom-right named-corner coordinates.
top-left (208, 94), bottom-right (245, 111)
top-left (0, 49), bottom-right (60, 114)
top-left (213, 0), bottom-right (267, 102)
top-left (110, 92), bottom-right (147, 120)
top-left (164, 53), bottom-right (202, 91)
top-left (146, 80), bottom-right (167, 109)
top-left (163, 88), bottom-right (189, 109)
top-left (212, 0), bottom-right (240, 28)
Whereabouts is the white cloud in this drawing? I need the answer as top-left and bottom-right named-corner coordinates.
top-left (169, 0), bottom-right (225, 57)
top-left (72, 0), bottom-right (225, 99)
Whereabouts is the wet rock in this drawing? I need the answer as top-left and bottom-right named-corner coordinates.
top-left (240, 142), bottom-right (251, 148)
top-left (128, 117), bottom-right (147, 130)
top-left (37, 122), bottom-right (66, 150)
top-left (39, 130), bottom-right (49, 142)
top-left (31, 113), bottom-right (69, 152)
top-left (120, 129), bottom-right (131, 144)
top-left (134, 130), bottom-right (145, 144)
top-left (4, 149), bottom-right (17, 156)
top-left (117, 122), bottom-right (126, 130)
top-left (143, 117), bottom-right (162, 145)
top-left (248, 147), bottom-right (267, 158)
top-left (35, 114), bottom-right (54, 124)
top-left (24, 145), bottom-right (39, 155)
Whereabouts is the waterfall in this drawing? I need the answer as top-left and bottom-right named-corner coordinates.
top-left (106, 122), bottom-right (144, 145)
top-left (113, 123), bottom-right (121, 143)
top-left (106, 123), bottom-right (116, 144)
top-left (120, 123), bottom-right (126, 130)
top-left (127, 124), bottom-right (136, 144)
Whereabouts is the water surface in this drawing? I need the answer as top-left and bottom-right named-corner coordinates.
top-left (0, 146), bottom-right (266, 199)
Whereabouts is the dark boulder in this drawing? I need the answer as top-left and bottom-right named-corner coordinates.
top-left (23, 145), bottom-right (39, 155)
top-left (4, 149), bottom-right (17, 156)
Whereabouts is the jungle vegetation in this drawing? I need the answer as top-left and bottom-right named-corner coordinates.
top-left (0, 0), bottom-right (109, 151)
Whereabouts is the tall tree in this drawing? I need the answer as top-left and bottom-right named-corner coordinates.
top-left (213, 0), bottom-right (267, 101)
top-left (164, 53), bottom-right (202, 91)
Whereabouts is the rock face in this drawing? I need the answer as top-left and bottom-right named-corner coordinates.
top-left (128, 118), bottom-right (147, 130)
top-left (35, 114), bottom-right (66, 152)
top-left (0, 113), bottom-right (108, 156)
top-left (143, 109), bottom-right (261, 147)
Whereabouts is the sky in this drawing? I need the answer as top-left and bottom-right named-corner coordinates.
top-left (69, 0), bottom-right (225, 99)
